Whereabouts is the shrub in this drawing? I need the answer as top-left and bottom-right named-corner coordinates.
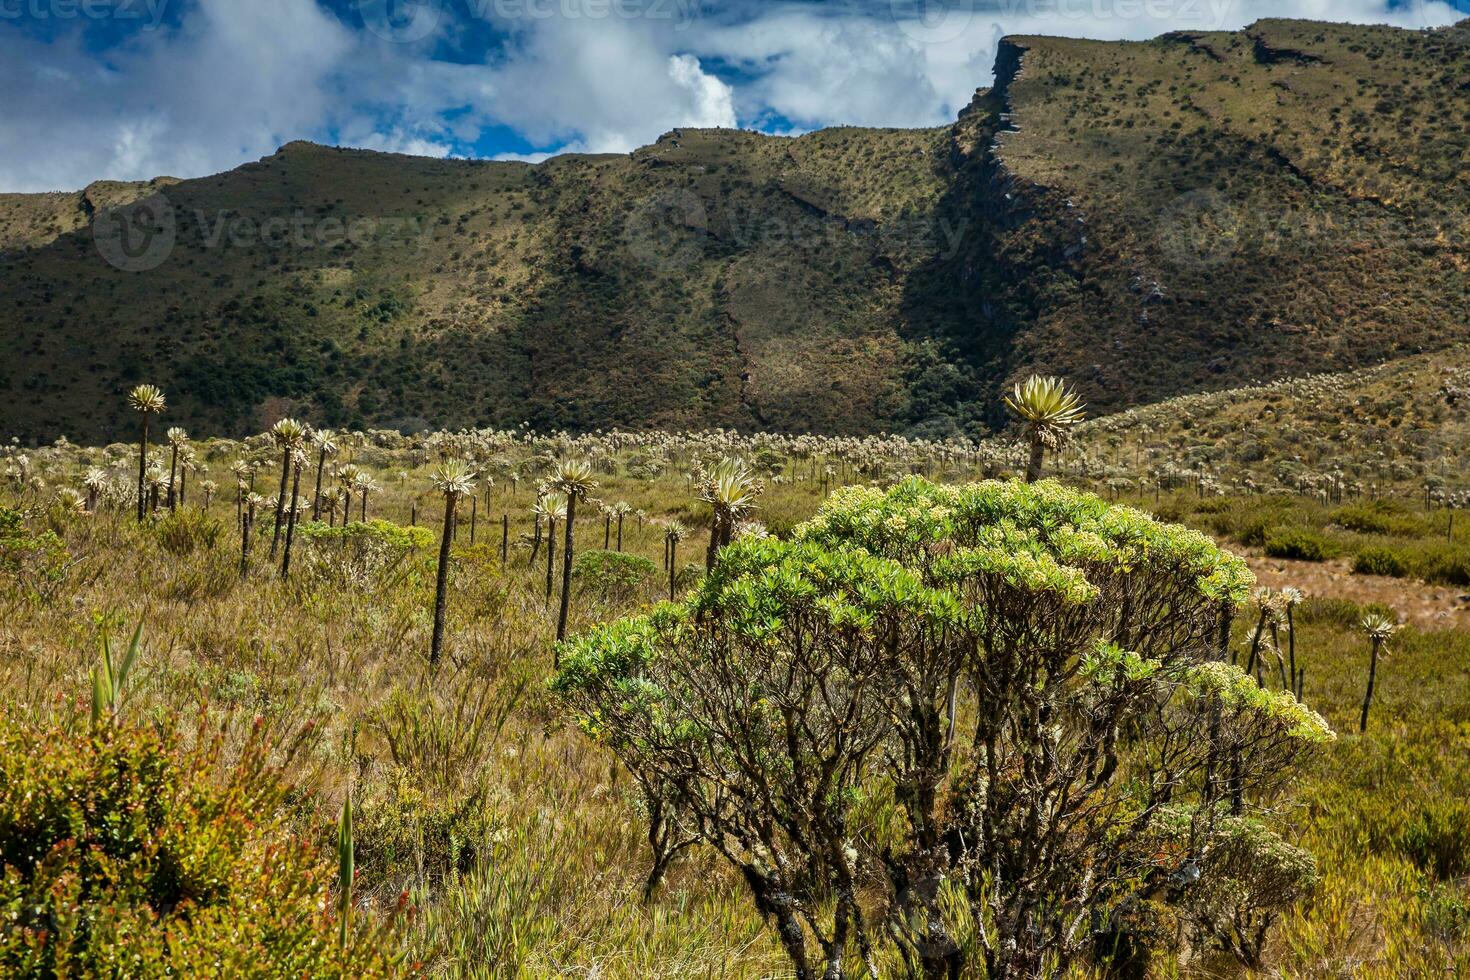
top-left (1353, 545), bottom-right (1410, 578)
top-left (1264, 527), bottom-right (1335, 561)
top-left (0, 507), bottom-right (69, 607)
top-left (154, 510), bottom-right (224, 556)
top-left (299, 519), bottom-right (433, 587)
top-left (0, 713), bottom-right (397, 976)
top-left (1417, 546), bottom-right (1470, 587)
top-left (556, 479), bottom-right (1331, 979)
top-left (1397, 801), bottom-right (1470, 880)
top-left (351, 766), bottom-right (497, 900)
top-left (572, 549), bottom-right (655, 600)
top-left (1294, 595), bottom-right (1371, 627)
top-left (1331, 501), bottom-right (1426, 537)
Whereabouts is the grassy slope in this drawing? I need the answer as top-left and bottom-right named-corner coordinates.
top-left (926, 19), bottom-right (1470, 419)
top-left (1, 18), bottom-right (1466, 443)
top-left (4, 433), bottom-right (1469, 976)
top-left (1065, 343), bottom-right (1470, 495)
top-left (1, 129), bottom-right (949, 443)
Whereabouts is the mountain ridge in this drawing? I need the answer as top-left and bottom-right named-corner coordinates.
top-left (1, 17), bottom-right (1466, 442)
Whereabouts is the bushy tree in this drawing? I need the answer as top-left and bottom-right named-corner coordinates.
top-left (555, 478), bottom-right (1333, 979)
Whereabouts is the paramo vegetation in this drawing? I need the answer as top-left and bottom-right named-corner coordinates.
top-left (0, 374), bottom-right (1468, 977)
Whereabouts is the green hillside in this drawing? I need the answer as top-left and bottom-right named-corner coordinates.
top-left (1, 17), bottom-right (1466, 442)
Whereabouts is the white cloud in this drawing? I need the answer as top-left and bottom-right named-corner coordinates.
top-left (0, 0), bottom-right (354, 190)
top-left (349, 130), bottom-right (459, 158)
top-left (470, 19), bottom-right (735, 152)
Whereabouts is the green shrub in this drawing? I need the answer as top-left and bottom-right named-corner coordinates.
top-left (1202, 496), bottom-right (1315, 547)
top-left (1396, 801), bottom-right (1470, 880)
top-left (1294, 595), bottom-right (1370, 627)
top-left (573, 550), bottom-right (655, 600)
top-left (1332, 501), bottom-right (1427, 537)
top-left (352, 766), bottom-right (497, 899)
top-left (0, 713), bottom-right (397, 976)
top-left (1353, 545), bottom-right (1410, 578)
top-left (154, 510), bottom-right (223, 556)
top-left (1417, 547), bottom-right (1470, 587)
top-left (1263, 527), bottom-right (1336, 562)
top-left (299, 519), bottom-right (433, 586)
top-left (0, 507), bottom-right (69, 605)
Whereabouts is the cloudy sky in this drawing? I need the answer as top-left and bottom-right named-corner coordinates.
top-left (0, 0), bottom-right (1465, 191)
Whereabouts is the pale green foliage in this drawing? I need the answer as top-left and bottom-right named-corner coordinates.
top-left (430, 460), bottom-right (477, 499)
top-left (548, 458), bottom-right (596, 499)
top-left (1004, 374), bottom-right (1086, 448)
top-left (534, 493), bottom-right (568, 522)
top-left (1184, 661), bottom-right (1336, 743)
top-left (1361, 612), bottom-right (1398, 643)
top-left (90, 623), bottom-right (143, 730)
top-left (697, 457), bottom-right (763, 516)
top-left (558, 478), bottom-right (1320, 978)
top-left (270, 417), bottom-right (307, 447)
top-left (338, 796), bottom-right (354, 950)
top-left (126, 384), bottom-right (165, 415)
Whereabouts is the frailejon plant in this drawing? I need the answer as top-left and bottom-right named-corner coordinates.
top-left (82, 468), bottom-right (106, 513)
top-left (555, 478), bottom-right (1334, 980)
top-left (697, 457), bottom-right (762, 572)
top-left (165, 427), bottom-right (188, 513)
top-left (1004, 375), bottom-right (1085, 483)
top-left (430, 460), bottom-right (476, 666)
top-left (280, 447), bottom-right (308, 580)
top-left (126, 385), bottom-right (165, 523)
top-left (663, 520), bottom-right (686, 601)
top-left (1359, 612), bottom-right (1397, 733)
top-left (268, 418), bottom-right (306, 562)
top-left (240, 492), bottom-right (263, 579)
top-left (311, 429), bottom-right (339, 521)
top-left (548, 458), bottom-right (596, 645)
top-left (536, 492), bottom-right (567, 607)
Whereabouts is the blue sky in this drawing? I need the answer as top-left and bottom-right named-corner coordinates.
top-left (0, 0), bottom-right (1465, 191)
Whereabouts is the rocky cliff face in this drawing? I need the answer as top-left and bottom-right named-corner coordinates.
top-left (908, 20), bottom-right (1470, 421)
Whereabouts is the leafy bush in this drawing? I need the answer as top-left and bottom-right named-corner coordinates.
top-left (1397, 800), bottom-right (1470, 880)
top-left (0, 714), bottom-right (397, 976)
top-left (352, 766), bottom-right (497, 899)
top-left (0, 507), bottom-right (69, 607)
top-left (154, 510), bottom-right (224, 556)
top-left (1353, 545), bottom-right (1410, 578)
top-left (1332, 501), bottom-right (1427, 537)
top-left (1294, 595), bottom-right (1372, 628)
top-left (1201, 496), bottom-right (1313, 547)
top-left (556, 479), bottom-right (1330, 978)
top-left (299, 519), bottom-right (433, 587)
top-left (1155, 809), bottom-right (1320, 969)
top-left (1264, 527), bottom-right (1336, 561)
top-left (572, 549), bottom-right (655, 600)
top-left (1416, 546), bottom-right (1470, 587)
